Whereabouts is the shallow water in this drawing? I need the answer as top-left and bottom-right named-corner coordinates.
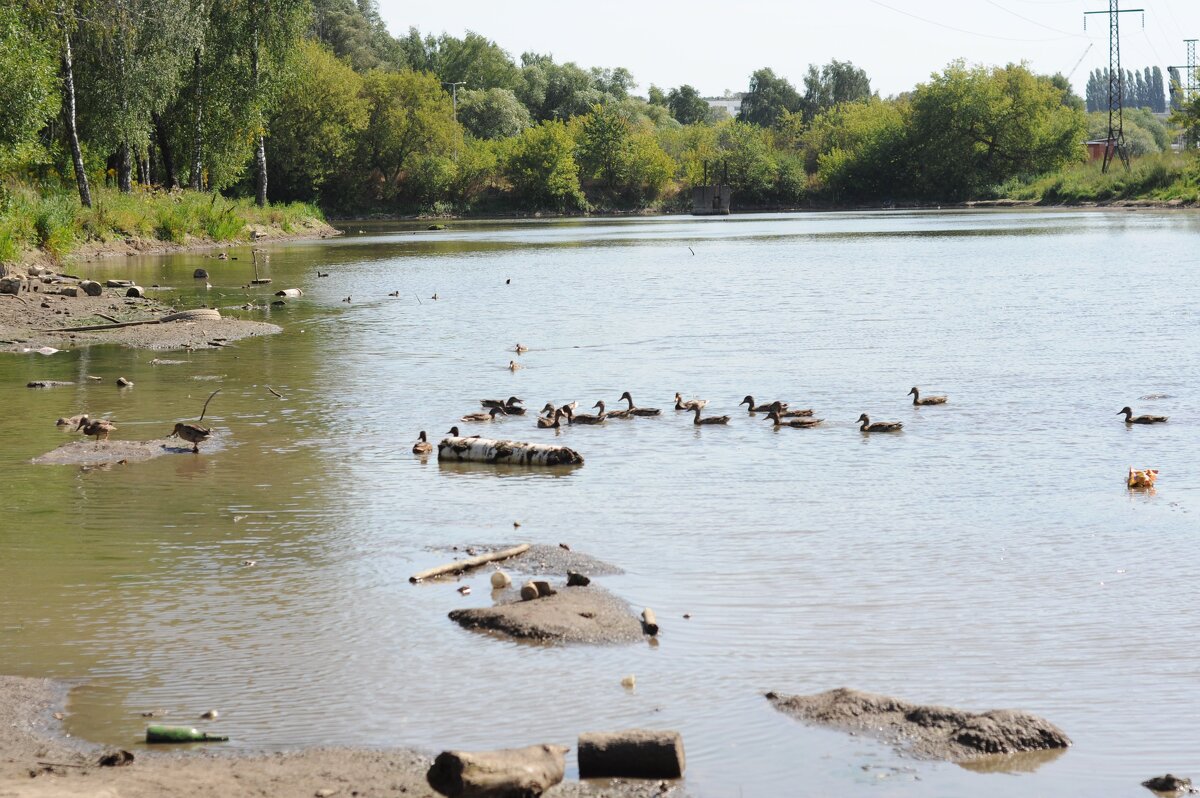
top-left (2, 209), bottom-right (1199, 797)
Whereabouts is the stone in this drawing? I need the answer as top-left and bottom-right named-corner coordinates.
top-left (1142, 774), bottom-right (1195, 794)
top-left (566, 571), bottom-right (590, 587)
top-left (0, 276), bottom-right (23, 295)
top-left (577, 729), bottom-right (686, 779)
top-left (116, 377), bottom-right (133, 387)
top-left (194, 268), bottom-right (209, 279)
top-left (79, 280), bottom-right (103, 297)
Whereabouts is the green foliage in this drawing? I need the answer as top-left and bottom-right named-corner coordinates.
top-left (504, 120), bottom-right (585, 210)
top-left (0, 6), bottom-right (59, 168)
top-left (1004, 152), bottom-right (1200, 204)
top-left (804, 98), bottom-right (912, 202)
top-left (738, 68), bottom-right (802, 128)
top-left (310, 0), bottom-right (404, 71)
top-left (267, 41), bottom-right (368, 202)
top-left (457, 88), bottom-right (531, 140)
top-left (800, 60), bottom-right (871, 121)
top-left (716, 121), bottom-right (777, 201)
top-left (647, 85), bottom-right (666, 107)
top-left (667, 85), bottom-right (710, 126)
top-left (399, 29), bottom-right (519, 89)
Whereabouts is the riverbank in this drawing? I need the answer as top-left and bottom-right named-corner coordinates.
top-left (0, 676), bottom-right (684, 798)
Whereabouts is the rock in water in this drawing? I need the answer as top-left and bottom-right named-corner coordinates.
top-left (1142, 774), bottom-right (1195, 794)
top-left (426, 743), bottom-right (567, 797)
top-left (194, 268), bottom-right (209, 279)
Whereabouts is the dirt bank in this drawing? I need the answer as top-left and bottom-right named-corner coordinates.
top-left (0, 676), bottom-right (684, 798)
top-left (766, 687), bottom-right (1070, 763)
top-left (0, 285), bottom-right (279, 353)
top-left (32, 436), bottom-right (218, 466)
top-left (450, 585), bottom-right (645, 645)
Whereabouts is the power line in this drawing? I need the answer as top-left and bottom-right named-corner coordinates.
top-left (983, 0), bottom-right (1087, 38)
top-left (865, 0), bottom-right (1081, 43)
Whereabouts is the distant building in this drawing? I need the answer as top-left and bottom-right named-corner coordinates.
top-left (704, 93), bottom-right (744, 119)
top-left (1085, 138), bottom-right (1114, 161)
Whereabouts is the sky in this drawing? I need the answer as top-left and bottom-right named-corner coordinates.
top-left (376, 0), bottom-right (1200, 98)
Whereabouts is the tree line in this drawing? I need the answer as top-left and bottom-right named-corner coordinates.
top-left (2, 0), bottom-right (1194, 219)
top-left (1084, 66), bottom-right (1167, 114)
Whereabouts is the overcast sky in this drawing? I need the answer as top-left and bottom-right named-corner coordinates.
top-left (376, 0), bottom-right (1200, 98)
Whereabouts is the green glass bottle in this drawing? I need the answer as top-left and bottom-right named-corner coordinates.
top-left (145, 725), bottom-right (229, 743)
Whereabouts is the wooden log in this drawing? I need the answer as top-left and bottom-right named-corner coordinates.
top-left (641, 608), bottom-right (659, 637)
top-left (274, 288), bottom-right (303, 298)
top-left (409, 544), bottom-right (530, 583)
top-left (79, 280), bottom-right (103, 296)
top-left (577, 730), bottom-right (685, 779)
top-left (426, 743), bottom-right (567, 798)
top-left (438, 436), bottom-right (583, 467)
top-left (519, 582), bottom-right (539, 601)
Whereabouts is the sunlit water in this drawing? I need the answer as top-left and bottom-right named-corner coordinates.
top-left (2, 210), bottom-right (1198, 797)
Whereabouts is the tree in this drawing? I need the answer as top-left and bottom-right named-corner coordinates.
top-left (576, 103), bottom-right (628, 191)
top-left (0, 5), bottom-right (59, 168)
top-left (800, 60), bottom-right (871, 121)
top-left (907, 62), bottom-right (1086, 200)
top-left (517, 54), bottom-right (603, 121)
top-left (399, 29), bottom-right (519, 89)
top-left (715, 120), bottom-right (777, 201)
top-left (802, 98), bottom-right (912, 202)
top-left (738, 68), bottom-right (802, 127)
top-left (310, 0), bottom-right (403, 71)
top-left (503, 120), bottom-right (584, 209)
top-left (667, 85), bottom-right (709, 125)
top-left (457, 88), bottom-right (530, 140)
top-left (647, 84), bottom-right (666, 107)
top-left (266, 41), bottom-right (366, 202)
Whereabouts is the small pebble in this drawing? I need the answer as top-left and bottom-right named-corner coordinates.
top-left (315, 789), bottom-right (337, 798)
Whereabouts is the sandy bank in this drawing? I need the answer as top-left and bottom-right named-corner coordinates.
top-left (0, 676), bottom-right (685, 798)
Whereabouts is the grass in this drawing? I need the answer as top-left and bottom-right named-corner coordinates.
top-left (1002, 151), bottom-right (1200, 204)
top-left (0, 182), bottom-right (325, 269)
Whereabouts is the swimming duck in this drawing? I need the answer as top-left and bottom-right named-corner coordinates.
top-left (514, 343), bottom-right (528, 354)
top-left (766, 410), bottom-right (823, 428)
top-left (445, 426), bottom-right (480, 438)
top-left (858, 413), bottom-right (903, 432)
top-left (909, 387), bottom-right (947, 405)
top-left (317, 271), bottom-right (329, 277)
top-left (692, 406), bottom-right (730, 425)
top-left (740, 396), bottom-right (783, 413)
top-left (567, 405), bottom-right (605, 425)
top-left (170, 421), bottom-right (212, 452)
top-left (1119, 406), bottom-right (1168, 424)
top-left (539, 402), bottom-right (557, 417)
top-left (594, 400), bottom-right (631, 419)
top-left (75, 415), bottom-right (116, 444)
top-left (674, 392), bottom-right (708, 411)
top-left (482, 396), bottom-right (522, 410)
top-left (767, 401), bottom-right (814, 418)
top-left (619, 391), bottom-right (661, 416)
top-left (412, 431), bottom-right (433, 455)
top-left (388, 290), bottom-right (400, 297)
top-left (508, 360), bottom-right (523, 371)
top-left (461, 407), bottom-right (503, 423)
top-left (537, 409), bottom-right (565, 429)
top-left (502, 399), bottom-right (527, 415)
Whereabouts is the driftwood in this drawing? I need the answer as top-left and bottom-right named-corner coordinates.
top-left (438, 436), bottom-right (583, 467)
top-left (577, 730), bottom-right (686, 779)
top-left (40, 308), bottom-right (221, 333)
top-left (641, 608), bottom-right (659, 636)
top-left (426, 743), bottom-right (567, 798)
top-left (409, 543), bottom-right (530, 583)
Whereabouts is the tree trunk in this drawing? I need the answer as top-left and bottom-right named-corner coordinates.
top-left (152, 112), bottom-right (178, 188)
top-left (252, 26), bottom-right (267, 206)
top-left (117, 142), bottom-right (133, 193)
top-left (189, 47), bottom-right (204, 189)
top-left (60, 17), bottom-right (91, 208)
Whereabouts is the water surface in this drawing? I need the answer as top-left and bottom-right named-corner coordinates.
top-left (2, 209), bottom-right (1198, 797)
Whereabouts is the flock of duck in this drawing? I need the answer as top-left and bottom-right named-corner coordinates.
top-left (410, 387), bottom-right (958, 454)
top-left (411, 391), bottom-right (1172, 454)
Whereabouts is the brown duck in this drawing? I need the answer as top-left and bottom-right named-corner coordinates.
top-left (909, 387), bottom-right (947, 405)
top-left (1119, 406), bottom-right (1167, 424)
top-left (674, 392), bottom-right (707, 411)
top-left (412, 431), bottom-right (433, 454)
top-left (768, 400), bottom-right (814, 418)
top-left (461, 407), bottom-right (503, 423)
top-left (619, 391), bottom-right (661, 416)
top-left (740, 395), bottom-right (782, 412)
top-left (567, 404), bottom-right (606, 425)
top-left (766, 410), bottom-right (822, 428)
top-left (76, 415), bottom-right (117, 444)
top-left (858, 413), bottom-right (903, 432)
top-left (536, 409), bottom-right (565, 429)
top-left (692, 406), bottom-right (730, 425)
top-left (595, 400), bottom-right (631, 419)
top-left (170, 389), bottom-right (220, 453)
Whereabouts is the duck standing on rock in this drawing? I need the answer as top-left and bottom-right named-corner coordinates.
top-left (75, 415), bottom-right (117, 444)
top-left (692, 406), bottom-right (730, 425)
top-left (412, 431), bottom-right (433, 455)
top-left (1119, 406), bottom-right (1168, 424)
top-left (857, 413), bottom-right (903, 433)
top-left (619, 391), bottom-right (661, 416)
top-left (169, 389), bottom-right (221, 453)
top-left (909, 387), bottom-right (947, 405)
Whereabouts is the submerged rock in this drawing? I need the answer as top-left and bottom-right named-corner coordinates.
top-left (766, 687), bottom-right (1070, 762)
top-left (449, 586), bottom-right (643, 644)
top-left (1143, 774), bottom-right (1196, 794)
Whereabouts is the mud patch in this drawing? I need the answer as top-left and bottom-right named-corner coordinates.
top-left (32, 437), bottom-right (218, 466)
top-left (450, 585), bottom-right (644, 644)
top-left (766, 687), bottom-right (1070, 762)
top-left (452, 543), bottom-right (624, 577)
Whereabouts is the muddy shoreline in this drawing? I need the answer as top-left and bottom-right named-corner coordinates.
top-left (0, 675), bottom-right (684, 797)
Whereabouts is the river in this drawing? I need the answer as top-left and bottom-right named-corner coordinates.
top-left (2, 209), bottom-right (1198, 796)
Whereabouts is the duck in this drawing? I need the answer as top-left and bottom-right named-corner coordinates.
top-left (461, 407), bottom-right (503, 423)
top-left (567, 404), bottom-right (605, 425)
top-left (482, 396), bottom-right (522, 410)
top-left (559, 401), bottom-right (578, 414)
top-left (674, 392), bottom-right (708, 411)
top-left (692, 405), bottom-right (730, 425)
top-left (514, 343), bottom-right (528, 354)
top-left (508, 360), bottom-right (523, 371)
top-left (538, 402), bottom-right (557, 417)
top-left (316, 270), bottom-right (329, 278)
top-left (388, 290), bottom-right (400, 297)
top-left (501, 398), bottom-right (527, 415)
top-left (857, 413), bottom-right (903, 433)
top-left (767, 400), bottom-right (814, 418)
top-left (1119, 406), bottom-right (1168, 424)
top-left (766, 410), bottom-right (823, 428)
top-left (170, 421), bottom-right (211, 452)
top-left (594, 400), bottom-right (631, 420)
top-left (412, 431), bottom-right (433, 455)
top-left (75, 415), bottom-right (117, 444)
top-left (909, 387), bottom-right (947, 405)
top-left (536, 409), bottom-right (565, 429)
top-left (740, 395), bottom-right (783, 413)
top-left (619, 391), bottom-right (661, 416)
top-left (445, 426), bottom-right (480, 438)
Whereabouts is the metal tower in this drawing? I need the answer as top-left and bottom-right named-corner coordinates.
top-left (1188, 39), bottom-right (1198, 99)
top-left (1085, 1), bottom-right (1144, 172)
